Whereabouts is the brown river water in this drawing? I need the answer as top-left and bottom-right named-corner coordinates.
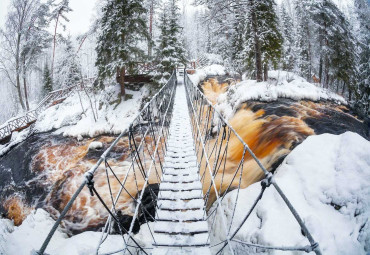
top-left (0, 77), bottom-right (368, 235)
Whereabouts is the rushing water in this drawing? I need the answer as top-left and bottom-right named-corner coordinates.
top-left (0, 77), bottom-right (368, 236)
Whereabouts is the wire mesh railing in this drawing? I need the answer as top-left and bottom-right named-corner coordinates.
top-left (37, 71), bottom-right (177, 255)
top-left (184, 72), bottom-right (322, 255)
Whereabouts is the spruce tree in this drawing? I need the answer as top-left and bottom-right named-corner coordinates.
top-left (154, 0), bottom-right (186, 85)
top-left (310, 0), bottom-right (356, 91)
top-left (246, 0), bottom-right (283, 81)
top-left (231, 6), bottom-right (247, 74)
top-left (280, 4), bottom-right (295, 71)
top-left (168, 0), bottom-right (187, 65)
top-left (43, 64), bottom-right (53, 96)
top-left (295, 0), bottom-right (313, 81)
top-left (96, 0), bottom-right (150, 97)
top-left (56, 37), bottom-right (81, 87)
top-left (354, 0), bottom-right (370, 116)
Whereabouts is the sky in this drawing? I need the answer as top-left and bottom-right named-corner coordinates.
top-left (0, 0), bottom-right (99, 36)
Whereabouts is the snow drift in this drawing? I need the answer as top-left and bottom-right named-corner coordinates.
top-left (210, 132), bottom-right (370, 254)
top-left (35, 84), bottom-right (149, 138)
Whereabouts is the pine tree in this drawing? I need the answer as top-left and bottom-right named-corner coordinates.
top-left (168, 0), bottom-right (187, 65)
top-left (56, 37), bottom-right (81, 88)
top-left (280, 3), bottom-right (295, 71)
top-left (353, 0), bottom-right (370, 116)
top-left (231, 5), bottom-right (247, 74)
top-left (96, 0), bottom-right (150, 97)
top-left (247, 0), bottom-right (283, 81)
top-left (154, 0), bottom-right (187, 85)
top-left (310, 0), bottom-right (356, 92)
top-left (154, 4), bottom-right (172, 85)
top-left (295, 0), bottom-right (313, 81)
top-left (43, 64), bottom-right (53, 96)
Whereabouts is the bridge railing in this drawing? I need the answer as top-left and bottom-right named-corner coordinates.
top-left (37, 71), bottom-right (177, 255)
top-left (0, 78), bottom-right (95, 143)
top-left (184, 72), bottom-right (322, 255)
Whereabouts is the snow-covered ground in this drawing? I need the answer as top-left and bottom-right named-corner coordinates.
top-left (210, 132), bottom-right (370, 254)
top-left (0, 84), bottom-right (149, 156)
top-left (35, 84), bottom-right (149, 138)
top-left (189, 68), bottom-right (347, 120)
top-left (0, 208), bottom-right (154, 255)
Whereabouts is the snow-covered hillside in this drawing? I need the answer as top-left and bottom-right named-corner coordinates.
top-left (36, 85), bottom-right (149, 138)
top-left (211, 131), bottom-right (370, 254)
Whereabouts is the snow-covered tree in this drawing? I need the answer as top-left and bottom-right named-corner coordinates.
top-left (295, 0), bottom-right (313, 81)
top-left (49, 0), bottom-right (72, 79)
top-left (154, 0), bottom-right (187, 85)
top-left (310, 0), bottom-right (356, 92)
top-left (43, 64), bottom-right (53, 96)
top-left (0, 0), bottom-right (51, 110)
top-left (96, 0), bottom-right (150, 97)
top-left (279, 3), bottom-right (295, 71)
top-left (353, 0), bottom-right (370, 116)
top-left (246, 0), bottom-right (283, 81)
top-left (55, 37), bottom-right (82, 88)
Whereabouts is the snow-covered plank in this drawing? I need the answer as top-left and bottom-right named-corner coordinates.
top-left (154, 221), bottom-right (208, 234)
top-left (157, 199), bottom-right (204, 210)
top-left (158, 190), bottom-right (203, 200)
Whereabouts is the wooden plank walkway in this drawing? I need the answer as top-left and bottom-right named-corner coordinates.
top-left (153, 79), bottom-right (211, 255)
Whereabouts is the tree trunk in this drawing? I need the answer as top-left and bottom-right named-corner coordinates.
top-left (116, 67), bottom-right (126, 97)
top-left (263, 62), bottom-right (268, 81)
top-left (16, 33), bottom-right (26, 110)
top-left (22, 57), bottom-right (30, 110)
top-left (148, 0), bottom-right (154, 57)
top-left (249, 0), bottom-right (262, 82)
top-left (23, 70), bottom-right (30, 111)
top-left (348, 85), bottom-right (352, 101)
top-left (342, 82), bottom-right (346, 95)
top-left (51, 13), bottom-right (60, 79)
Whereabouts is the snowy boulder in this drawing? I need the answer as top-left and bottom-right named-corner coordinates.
top-left (0, 209), bottom-right (67, 255)
top-left (77, 134), bottom-right (83, 141)
top-left (88, 141), bottom-right (103, 151)
top-left (211, 132), bottom-right (370, 254)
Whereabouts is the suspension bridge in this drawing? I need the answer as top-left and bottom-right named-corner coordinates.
top-left (33, 71), bottom-right (321, 255)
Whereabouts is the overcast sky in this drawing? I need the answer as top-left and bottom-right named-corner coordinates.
top-left (0, 0), bottom-right (99, 35)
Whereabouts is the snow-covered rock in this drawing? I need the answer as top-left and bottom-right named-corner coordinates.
top-left (217, 70), bottom-right (346, 119)
top-left (88, 141), bottom-right (103, 151)
top-left (0, 129), bottom-right (30, 157)
top-left (189, 64), bottom-right (226, 86)
top-left (210, 132), bottom-right (370, 254)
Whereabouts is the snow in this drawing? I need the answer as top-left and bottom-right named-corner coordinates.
top-left (210, 132), bottom-right (370, 254)
top-left (34, 84), bottom-right (149, 138)
top-left (0, 129), bottom-right (30, 157)
top-left (88, 141), bottom-right (103, 151)
top-left (189, 64), bottom-right (226, 86)
top-left (0, 208), bottom-right (155, 255)
top-left (189, 68), bottom-right (347, 120)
